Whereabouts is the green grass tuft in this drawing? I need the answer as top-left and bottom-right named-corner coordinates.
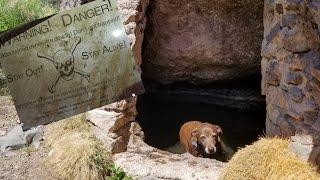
top-left (0, 0), bottom-right (58, 32)
top-left (106, 164), bottom-right (133, 180)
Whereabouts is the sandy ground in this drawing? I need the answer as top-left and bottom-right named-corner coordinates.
top-left (0, 96), bottom-right (56, 180)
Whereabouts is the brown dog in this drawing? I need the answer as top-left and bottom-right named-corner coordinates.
top-left (179, 121), bottom-right (223, 158)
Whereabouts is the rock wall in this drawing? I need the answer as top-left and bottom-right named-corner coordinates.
top-left (262, 0), bottom-right (320, 166)
top-left (142, 0), bottom-right (264, 84)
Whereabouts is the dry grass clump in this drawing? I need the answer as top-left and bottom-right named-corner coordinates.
top-left (220, 137), bottom-right (319, 180)
top-left (44, 114), bottom-right (111, 180)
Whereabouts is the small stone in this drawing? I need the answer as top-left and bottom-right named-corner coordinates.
top-left (266, 60), bottom-right (281, 86)
top-left (308, 146), bottom-right (320, 166)
top-left (311, 68), bottom-right (320, 82)
top-left (281, 14), bottom-right (297, 27)
top-left (266, 114), bottom-right (296, 137)
top-left (303, 111), bottom-right (318, 126)
top-left (290, 133), bottom-right (320, 167)
top-left (312, 119), bottom-right (320, 132)
top-left (266, 87), bottom-right (287, 108)
top-left (275, 4), bottom-right (284, 14)
top-left (0, 131), bottom-right (6, 137)
top-left (289, 86), bottom-right (303, 103)
top-left (286, 71), bottom-right (303, 85)
top-left (280, 83), bottom-right (289, 92)
top-left (289, 55), bottom-right (303, 71)
top-left (289, 134), bottom-right (314, 162)
top-left (267, 105), bottom-right (281, 124)
top-left (279, 118), bottom-right (296, 136)
top-left (291, 134), bottom-right (314, 145)
top-left (289, 141), bottom-right (313, 162)
top-left (305, 81), bottom-right (313, 93)
top-left (283, 29), bottom-right (311, 53)
top-left (311, 81), bottom-right (320, 106)
top-left (286, 110), bottom-right (303, 121)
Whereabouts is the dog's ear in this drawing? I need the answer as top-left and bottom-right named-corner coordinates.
top-left (215, 125), bottom-right (223, 135)
top-left (191, 128), bottom-right (199, 138)
top-left (191, 128), bottom-right (199, 148)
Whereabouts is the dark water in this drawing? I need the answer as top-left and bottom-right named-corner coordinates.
top-left (136, 91), bottom-right (266, 161)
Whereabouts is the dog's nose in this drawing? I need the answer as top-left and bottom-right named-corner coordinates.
top-left (205, 146), bottom-right (216, 154)
top-left (209, 147), bottom-right (216, 154)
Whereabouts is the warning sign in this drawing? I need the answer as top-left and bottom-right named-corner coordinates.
top-left (0, 0), bottom-right (144, 130)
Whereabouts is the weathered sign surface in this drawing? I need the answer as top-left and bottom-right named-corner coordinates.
top-left (0, 0), bottom-right (144, 130)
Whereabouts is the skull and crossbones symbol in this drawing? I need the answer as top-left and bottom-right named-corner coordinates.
top-left (37, 37), bottom-right (90, 93)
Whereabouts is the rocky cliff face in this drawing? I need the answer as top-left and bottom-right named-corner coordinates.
top-left (262, 0), bottom-right (320, 166)
top-left (142, 0), bottom-right (264, 84)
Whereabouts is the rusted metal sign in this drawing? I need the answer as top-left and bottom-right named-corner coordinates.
top-left (0, 0), bottom-right (144, 130)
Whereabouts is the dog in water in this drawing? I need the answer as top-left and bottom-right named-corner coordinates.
top-left (179, 121), bottom-right (225, 159)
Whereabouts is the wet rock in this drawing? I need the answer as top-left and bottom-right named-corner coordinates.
top-left (143, 0), bottom-right (263, 84)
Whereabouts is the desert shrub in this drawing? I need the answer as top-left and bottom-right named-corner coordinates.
top-left (220, 137), bottom-right (319, 180)
top-left (44, 114), bottom-right (132, 180)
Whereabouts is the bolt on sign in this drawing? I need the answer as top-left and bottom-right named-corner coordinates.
top-left (0, 0), bottom-right (144, 130)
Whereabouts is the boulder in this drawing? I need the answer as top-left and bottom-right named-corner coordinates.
top-left (289, 134), bottom-right (320, 168)
top-left (142, 0), bottom-right (264, 84)
top-left (0, 125), bottom-right (43, 153)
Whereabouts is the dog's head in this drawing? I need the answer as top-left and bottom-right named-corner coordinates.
top-left (191, 123), bottom-right (222, 154)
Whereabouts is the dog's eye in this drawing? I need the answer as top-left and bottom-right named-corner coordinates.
top-left (200, 135), bottom-right (205, 140)
top-left (56, 63), bottom-right (63, 69)
top-left (66, 60), bottom-right (72, 65)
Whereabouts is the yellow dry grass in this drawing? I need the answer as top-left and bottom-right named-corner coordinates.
top-left (44, 114), bottom-right (111, 180)
top-left (220, 137), bottom-right (320, 180)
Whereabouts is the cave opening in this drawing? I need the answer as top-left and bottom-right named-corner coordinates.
top-left (136, 75), bottom-right (266, 162)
